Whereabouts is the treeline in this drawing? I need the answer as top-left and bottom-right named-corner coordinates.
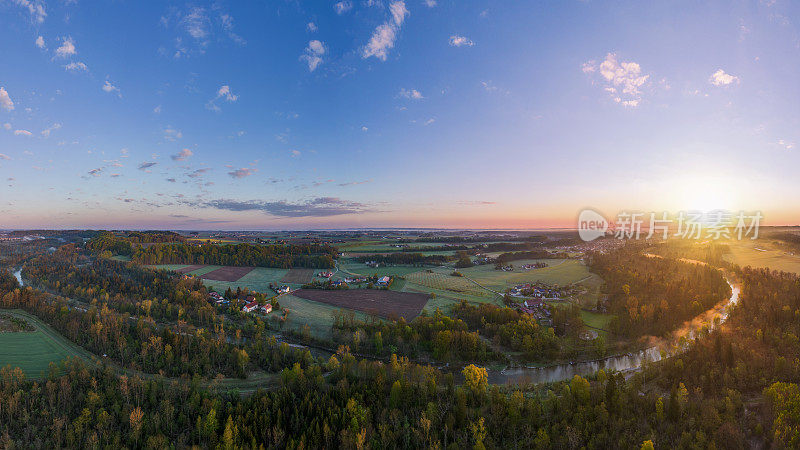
top-left (24, 251), bottom-right (217, 326)
top-left (452, 301), bottom-right (563, 361)
top-left (126, 231), bottom-right (186, 243)
top-left (591, 245), bottom-right (731, 337)
top-left (495, 250), bottom-right (566, 265)
top-left (132, 242), bottom-right (337, 268)
top-left (354, 252), bottom-right (449, 265)
top-left (84, 232), bottom-right (134, 256)
top-left (331, 309), bottom-right (502, 363)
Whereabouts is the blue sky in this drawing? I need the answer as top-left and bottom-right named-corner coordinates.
top-left (1, 0), bottom-right (799, 229)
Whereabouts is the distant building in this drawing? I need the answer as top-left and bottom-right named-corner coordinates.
top-left (376, 276), bottom-right (391, 285)
top-left (260, 304), bottom-right (273, 314)
top-left (242, 301), bottom-right (259, 313)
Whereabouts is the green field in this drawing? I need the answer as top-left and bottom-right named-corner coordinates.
top-left (201, 267), bottom-right (291, 293)
top-left (0, 309), bottom-right (95, 378)
top-left (277, 294), bottom-right (372, 339)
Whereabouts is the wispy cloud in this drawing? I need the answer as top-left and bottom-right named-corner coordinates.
top-left (171, 148), bottom-right (193, 161)
top-left (138, 161), bottom-right (157, 170)
top-left (163, 127), bottom-right (182, 141)
top-left (14, 129), bottom-right (32, 136)
top-left (35, 35), bottom-right (45, 49)
top-left (398, 88), bottom-right (424, 99)
top-left (188, 197), bottom-right (372, 217)
top-left (64, 61), bottom-right (88, 72)
top-left (334, 1), bottom-right (353, 15)
top-left (362, 1), bottom-right (409, 61)
top-left (41, 123), bottom-right (61, 137)
top-left (207, 85), bottom-right (238, 111)
top-left (307, 22), bottom-right (318, 32)
top-left (12, 0), bottom-right (46, 24)
top-left (338, 179), bottom-right (373, 187)
top-left (102, 80), bottom-right (121, 96)
top-left (228, 167), bottom-right (256, 178)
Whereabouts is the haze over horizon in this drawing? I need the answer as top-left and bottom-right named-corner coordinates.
top-left (2, 0), bottom-right (800, 229)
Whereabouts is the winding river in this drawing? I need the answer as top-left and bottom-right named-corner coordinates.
top-left (13, 269), bottom-right (23, 287)
top-left (489, 276), bottom-right (740, 385)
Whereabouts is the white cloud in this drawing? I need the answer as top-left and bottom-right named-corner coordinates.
top-left (164, 127), bottom-right (182, 141)
top-left (41, 123), bottom-right (61, 137)
top-left (307, 22), bottom-right (318, 32)
top-left (102, 80), bottom-right (120, 96)
top-left (216, 85), bottom-right (238, 102)
top-left (182, 7), bottom-right (209, 40)
top-left (64, 61), bottom-right (88, 72)
top-left (582, 53), bottom-right (650, 107)
top-left (777, 139), bottom-right (795, 150)
top-left (423, 0), bottom-right (436, 7)
top-left (424, 118), bottom-right (435, 125)
top-left (35, 35), bottom-right (45, 49)
top-left (0, 87), bottom-right (14, 111)
top-left (207, 85), bottom-right (238, 111)
top-left (300, 40), bottom-right (326, 72)
top-left (55, 36), bottom-right (77, 58)
top-left (153, 105), bottom-right (162, 114)
top-left (12, 0), bottom-right (46, 23)
top-left (14, 129), bottom-right (32, 136)
top-left (361, 126), bottom-right (368, 131)
top-left (334, 1), bottom-right (352, 14)
top-left (389, 1), bottom-right (408, 26)
top-left (362, 1), bottom-right (408, 61)
top-left (171, 148), bottom-right (193, 161)
top-left (449, 35), bottom-right (474, 47)
top-left (398, 88), bottom-right (424, 99)
top-left (290, 149), bottom-right (301, 157)
top-left (709, 69), bottom-right (739, 86)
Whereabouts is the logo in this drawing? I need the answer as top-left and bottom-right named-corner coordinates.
top-left (578, 209), bottom-right (609, 241)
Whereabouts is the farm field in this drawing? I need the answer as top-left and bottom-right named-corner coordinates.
top-left (723, 240), bottom-right (800, 274)
top-left (200, 267), bottom-right (291, 293)
top-left (338, 259), bottom-right (430, 277)
top-left (0, 309), bottom-right (95, 378)
top-left (277, 294), bottom-right (373, 338)
top-left (280, 268), bottom-right (315, 284)
top-left (292, 289), bottom-right (429, 321)
top-left (458, 259), bottom-right (596, 291)
top-left (202, 266), bottom-right (256, 282)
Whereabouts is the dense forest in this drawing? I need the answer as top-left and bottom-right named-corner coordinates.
top-left (354, 253), bottom-right (449, 265)
top-left (131, 242), bottom-right (337, 268)
top-left (494, 250), bottom-right (567, 265)
top-left (331, 309), bottom-right (502, 363)
top-left (590, 245), bottom-right (731, 337)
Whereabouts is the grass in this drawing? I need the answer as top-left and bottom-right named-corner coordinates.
top-left (723, 240), bottom-right (800, 274)
top-left (276, 294), bottom-right (373, 339)
top-left (150, 264), bottom-right (191, 272)
top-left (0, 309), bottom-right (96, 378)
top-left (201, 267), bottom-right (290, 293)
top-left (110, 255), bottom-right (131, 262)
top-left (187, 265), bottom-right (223, 276)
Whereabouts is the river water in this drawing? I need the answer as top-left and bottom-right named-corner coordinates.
top-left (13, 269), bottom-right (23, 287)
top-left (489, 277), bottom-right (740, 385)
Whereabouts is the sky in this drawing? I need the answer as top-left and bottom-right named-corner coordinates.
top-left (1, 0), bottom-right (800, 230)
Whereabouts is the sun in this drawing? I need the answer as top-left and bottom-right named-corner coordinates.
top-left (672, 175), bottom-right (738, 212)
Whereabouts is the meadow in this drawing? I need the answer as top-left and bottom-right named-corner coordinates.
top-left (0, 309), bottom-right (95, 378)
top-left (723, 240), bottom-right (800, 274)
